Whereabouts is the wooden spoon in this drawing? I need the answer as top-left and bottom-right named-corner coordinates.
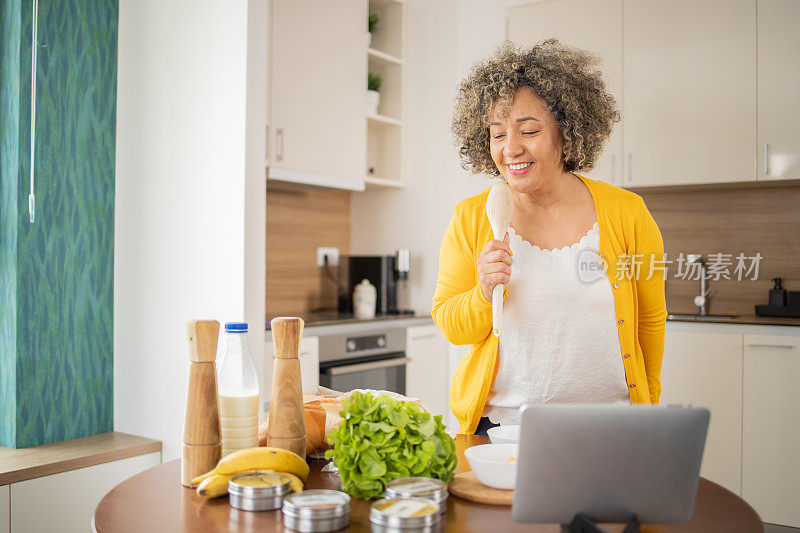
top-left (485, 181), bottom-right (514, 337)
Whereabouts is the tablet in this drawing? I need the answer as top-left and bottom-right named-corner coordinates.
top-left (512, 404), bottom-right (709, 524)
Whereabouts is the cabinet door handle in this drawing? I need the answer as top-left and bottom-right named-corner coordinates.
top-left (747, 342), bottom-right (795, 349)
top-left (627, 153), bottom-right (632, 183)
top-left (410, 333), bottom-right (437, 341)
top-left (763, 143), bottom-right (769, 175)
top-left (325, 357), bottom-right (411, 376)
top-left (276, 128), bottom-right (284, 161)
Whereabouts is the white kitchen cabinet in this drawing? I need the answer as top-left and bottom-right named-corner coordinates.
top-left (406, 325), bottom-right (449, 422)
top-left (757, 0), bottom-right (800, 181)
top-left (622, 0), bottom-right (757, 186)
top-left (507, 0), bottom-right (623, 186)
top-left (264, 336), bottom-right (319, 413)
top-left (659, 330), bottom-right (743, 494)
top-left (742, 334), bottom-right (800, 527)
top-left (447, 343), bottom-right (470, 432)
top-left (10, 451), bottom-right (160, 533)
top-left (268, 0), bottom-right (366, 190)
top-left (1, 485), bottom-right (8, 533)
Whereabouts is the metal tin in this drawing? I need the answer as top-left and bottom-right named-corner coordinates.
top-left (385, 477), bottom-right (448, 514)
top-left (282, 489), bottom-right (351, 532)
top-left (228, 472), bottom-right (291, 512)
top-left (369, 497), bottom-right (441, 532)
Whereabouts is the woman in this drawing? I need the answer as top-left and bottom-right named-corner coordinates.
top-left (432, 40), bottom-right (667, 435)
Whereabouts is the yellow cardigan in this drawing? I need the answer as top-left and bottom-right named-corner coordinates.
top-left (432, 175), bottom-right (668, 434)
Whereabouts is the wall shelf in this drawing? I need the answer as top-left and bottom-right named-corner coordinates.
top-left (368, 114), bottom-right (403, 128)
top-left (370, 0), bottom-right (405, 7)
top-left (366, 0), bottom-right (406, 187)
top-left (368, 48), bottom-right (403, 66)
top-left (365, 175), bottom-right (404, 189)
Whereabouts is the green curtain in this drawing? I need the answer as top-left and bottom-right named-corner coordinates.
top-left (1, 0), bottom-right (118, 448)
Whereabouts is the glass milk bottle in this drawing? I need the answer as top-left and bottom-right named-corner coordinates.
top-left (217, 322), bottom-right (259, 456)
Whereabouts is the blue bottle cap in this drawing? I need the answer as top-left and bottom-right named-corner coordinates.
top-left (225, 322), bottom-right (248, 333)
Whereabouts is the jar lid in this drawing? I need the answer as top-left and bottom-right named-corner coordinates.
top-left (370, 497), bottom-right (440, 527)
top-left (354, 279), bottom-right (376, 294)
top-left (385, 477), bottom-right (448, 503)
top-left (282, 489), bottom-right (351, 520)
top-left (228, 472), bottom-right (291, 498)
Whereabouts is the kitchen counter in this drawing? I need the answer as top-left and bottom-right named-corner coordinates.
top-left (265, 312), bottom-right (433, 339)
top-left (266, 311), bottom-right (431, 328)
top-left (667, 314), bottom-right (800, 327)
top-left (0, 432), bottom-right (162, 485)
top-left (273, 311), bottom-right (800, 329)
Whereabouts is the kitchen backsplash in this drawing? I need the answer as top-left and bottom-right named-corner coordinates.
top-left (637, 183), bottom-right (800, 316)
top-left (265, 181), bottom-right (798, 320)
top-left (266, 185), bottom-right (351, 318)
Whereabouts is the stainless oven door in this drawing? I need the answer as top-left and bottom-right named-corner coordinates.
top-left (319, 353), bottom-right (408, 394)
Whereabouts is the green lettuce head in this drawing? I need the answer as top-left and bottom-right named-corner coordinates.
top-left (324, 391), bottom-right (457, 499)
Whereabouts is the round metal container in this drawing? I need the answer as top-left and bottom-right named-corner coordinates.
top-left (369, 497), bottom-right (441, 532)
top-left (282, 489), bottom-right (351, 532)
top-left (384, 477), bottom-right (448, 514)
top-left (228, 472), bottom-right (291, 512)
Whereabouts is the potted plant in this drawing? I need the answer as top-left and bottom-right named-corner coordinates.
top-left (367, 72), bottom-right (382, 116)
top-left (368, 12), bottom-right (379, 47)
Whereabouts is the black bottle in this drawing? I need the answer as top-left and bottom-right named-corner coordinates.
top-left (769, 277), bottom-right (787, 307)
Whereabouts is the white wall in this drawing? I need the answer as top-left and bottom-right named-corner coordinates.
top-left (115, 0), bottom-right (267, 461)
top-left (244, 0), bottom-right (268, 425)
top-left (351, 0), bottom-right (505, 316)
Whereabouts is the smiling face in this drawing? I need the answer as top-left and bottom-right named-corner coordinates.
top-left (488, 87), bottom-right (566, 192)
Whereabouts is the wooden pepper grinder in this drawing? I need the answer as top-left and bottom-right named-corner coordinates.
top-left (266, 317), bottom-right (306, 458)
top-left (181, 320), bottom-right (222, 486)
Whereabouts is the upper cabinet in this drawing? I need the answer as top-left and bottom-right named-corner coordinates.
top-left (267, 0), bottom-right (406, 191)
top-left (508, 0), bottom-right (800, 188)
top-left (622, 0), bottom-right (757, 187)
top-left (268, 0), bottom-right (367, 190)
top-left (508, 0), bottom-right (623, 186)
top-left (758, 0), bottom-right (800, 181)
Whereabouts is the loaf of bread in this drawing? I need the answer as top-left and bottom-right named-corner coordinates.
top-left (258, 395), bottom-right (346, 456)
top-left (259, 390), bottom-right (426, 457)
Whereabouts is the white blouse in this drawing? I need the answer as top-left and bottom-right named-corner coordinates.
top-left (483, 222), bottom-right (631, 426)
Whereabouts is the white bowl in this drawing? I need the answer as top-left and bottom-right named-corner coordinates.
top-left (487, 424), bottom-right (521, 444)
top-left (463, 443), bottom-right (518, 490)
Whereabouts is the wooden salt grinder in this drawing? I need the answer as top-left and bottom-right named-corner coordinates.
top-left (266, 317), bottom-right (307, 457)
top-left (181, 320), bottom-right (222, 486)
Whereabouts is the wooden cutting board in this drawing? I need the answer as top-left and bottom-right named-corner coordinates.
top-left (449, 471), bottom-right (513, 506)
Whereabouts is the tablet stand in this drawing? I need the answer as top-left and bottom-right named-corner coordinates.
top-left (561, 513), bottom-right (640, 533)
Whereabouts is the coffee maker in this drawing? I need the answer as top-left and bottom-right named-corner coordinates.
top-left (338, 250), bottom-right (414, 315)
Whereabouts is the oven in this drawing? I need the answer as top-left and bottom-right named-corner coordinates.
top-left (318, 329), bottom-right (407, 394)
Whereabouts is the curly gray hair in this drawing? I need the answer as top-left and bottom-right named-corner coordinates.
top-left (452, 39), bottom-right (619, 175)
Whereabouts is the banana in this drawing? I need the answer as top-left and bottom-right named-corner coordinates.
top-left (195, 468), bottom-right (304, 498)
top-left (190, 470), bottom-right (215, 487)
top-left (264, 470), bottom-right (304, 493)
top-left (215, 447), bottom-right (310, 481)
top-left (196, 473), bottom-right (234, 498)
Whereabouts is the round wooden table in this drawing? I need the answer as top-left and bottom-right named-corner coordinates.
top-left (93, 435), bottom-right (763, 532)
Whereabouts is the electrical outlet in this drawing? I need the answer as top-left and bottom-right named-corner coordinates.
top-left (317, 247), bottom-right (339, 267)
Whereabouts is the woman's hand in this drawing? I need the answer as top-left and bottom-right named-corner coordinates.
top-left (476, 232), bottom-right (512, 301)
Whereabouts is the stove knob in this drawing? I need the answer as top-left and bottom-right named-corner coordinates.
top-left (377, 337), bottom-right (386, 348)
top-left (346, 339), bottom-right (357, 352)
